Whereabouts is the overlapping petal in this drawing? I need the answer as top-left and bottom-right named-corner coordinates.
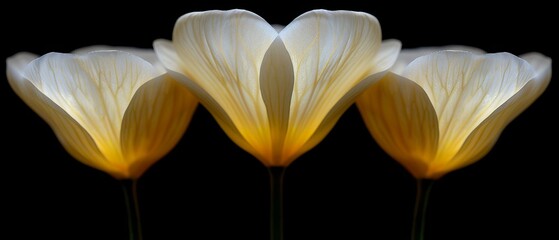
top-left (356, 73), bottom-right (439, 178)
top-left (391, 45), bottom-right (484, 74)
top-left (121, 74), bottom-right (197, 178)
top-left (155, 9), bottom-right (401, 166)
top-left (259, 38), bottom-right (294, 164)
top-left (7, 49), bottom-right (197, 179)
top-left (358, 50), bottom-right (551, 179)
top-left (7, 53), bottom-right (116, 176)
top-left (278, 10), bottom-right (399, 164)
top-left (443, 52), bottom-right (551, 177)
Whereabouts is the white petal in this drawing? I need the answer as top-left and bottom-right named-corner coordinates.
top-left (5, 52), bottom-right (38, 79)
top-left (6, 52), bottom-right (39, 107)
top-left (356, 73), bottom-right (439, 179)
top-left (154, 39), bottom-right (185, 75)
top-left (294, 71), bottom-right (386, 163)
top-left (279, 10), bottom-right (385, 150)
top-left (521, 52), bottom-right (552, 87)
top-left (163, 69), bottom-right (260, 160)
top-left (392, 45), bottom-right (485, 74)
top-left (259, 37), bottom-right (294, 165)
top-left (441, 52), bottom-right (551, 176)
top-left (6, 53), bottom-right (126, 178)
top-left (403, 51), bottom-right (535, 166)
top-left (73, 45), bottom-right (165, 74)
top-left (22, 51), bottom-right (159, 166)
top-left (371, 39), bottom-right (402, 73)
top-left (170, 9), bottom-right (279, 162)
top-left (121, 75), bottom-right (198, 179)
top-left (172, 9), bottom-right (277, 97)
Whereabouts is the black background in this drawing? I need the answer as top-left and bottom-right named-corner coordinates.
top-left (1, 1), bottom-right (557, 239)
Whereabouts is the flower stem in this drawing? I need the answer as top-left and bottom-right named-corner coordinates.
top-left (121, 180), bottom-right (143, 240)
top-left (269, 167), bottom-right (285, 240)
top-left (411, 179), bottom-right (434, 240)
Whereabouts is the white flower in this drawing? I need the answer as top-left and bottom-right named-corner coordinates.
top-left (357, 50), bottom-right (551, 179)
top-left (7, 47), bottom-right (198, 179)
top-left (154, 9), bottom-right (401, 167)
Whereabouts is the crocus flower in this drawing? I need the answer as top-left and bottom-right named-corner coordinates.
top-left (356, 50), bottom-right (551, 179)
top-left (7, 48), bottom-right (198, 180)
top-left (154, 9), bottom-right (401, 167)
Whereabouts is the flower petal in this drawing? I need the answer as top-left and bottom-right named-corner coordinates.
top-left (392, 46), bottom-right (485, 74)
top-left (6, 53), bottom-right (126, 178)
top-left (371, 39), bottom-right (402, 73)
top-left (155, 38), bottom-right (257, 160)
top-left (120, 75), bottom-right (198, 179)
top-left (404, 51), bottom-right (535, 170)
top-left (279, 10), bottom-right (385, 152)
top-left (169, 9), bottom-right (279, 163)
top-left (21, 51), bottom-right (159, 170)
top-left (73, 45), bottom-right (166, 74)
top-left (293, 71), bottom-right (386, 162)
top-left (259, 37), bottom-right (294, 165)
top-left (168, 68), bottom-right (261, 160)
top-left (521, 52), bottom-right (553, 81)
top-left (356, 73), bottom-right (439, 179)
top-left (6, 52), bottom-right (38, 77)
top-left (440, 53), bottom-right (552, 177)
top-left (153, 39), bottom-right (185, 75)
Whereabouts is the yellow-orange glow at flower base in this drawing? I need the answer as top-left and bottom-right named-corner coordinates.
top-left (7, 48), bottom-right (198, 179)
top-left (154, 9), bottom-right (401, 167)
top-left (357, 50), bottom-right (551, 179)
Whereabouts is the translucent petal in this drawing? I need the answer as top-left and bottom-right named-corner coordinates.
top-left (294, 71), bottom-right (387, 163)
top-left (121, 75), bottom-right (198, 179)
top-left (279, 10), bottom-right (385, 151)
top-left (259, 37), bottom-right (294, 165)
top-left (153, 39), bottom-right (185, 75)
top-left (404, 51), bottom-right (536, 169)
top-left (171, 9), bottom-right (278, 160)
top-left (164, 68), bottom-right (259, 160)
top-left (7, 53), bottom-right (125, 178)
top-left (433, 53), bottom-right (551, 178)
top-left (22, 51), bottom-right (159, 169)
top-left (73, 46), bottom-right (166, 74)
top-left (371, 39), bottom-right (402, 74)
top-left (356, 73), bottom-right (439, 178)
top-left (392, 46), bottom-right (485, 74)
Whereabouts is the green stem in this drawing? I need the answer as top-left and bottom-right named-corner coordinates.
top-left (269, 167), bottom-right (285, 240)
top-left (121, 180), bottom-right (143, 240)
top-left (411, 179), bottom-right (434, 240)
